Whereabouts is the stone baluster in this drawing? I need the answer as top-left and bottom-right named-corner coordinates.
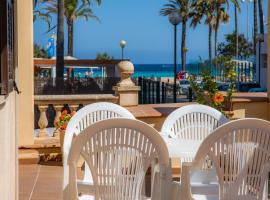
top-left (53, 104), bottom-right (63, 137)
top-left (38, 105), bottom-right (48, 138)
top-left (69, 104), bottom-right (79, 113)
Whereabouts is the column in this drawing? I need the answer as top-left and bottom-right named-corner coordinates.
top-left (53, 104), bottom-right (63, 137)
top-left (38, 105), bottom-right (48, 138)
top-left (17, 0), bottom-right (34, 145)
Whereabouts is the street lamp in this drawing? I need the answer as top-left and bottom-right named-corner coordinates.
top-left (120, 40), bottom-right (127, 60)
top-left (257, 33), bottom-right (264, 85)
top-left (168, 11), bottom-right (182, 103)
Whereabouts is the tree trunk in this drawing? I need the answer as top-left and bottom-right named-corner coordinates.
top-left (181, 19), bottom-right (187, 71)
top-left (208, 24), bottom-right (212, 65)
top-left (214, 22), bottom-right (219, 59)
top-left (67, 19), bottom-right (73, 56)
top-left (67, 19), bottom-right (74, 78)
top-left (56, 0), bottom-right (64, 78)
top-left (214, 12), bottom-right (220, 61)
top-left (258, 0), bottom-right (264, 35)
top-left (235, 5), bottom-right (238, 58)
top-left (253, 0), bottom-right (258, 55)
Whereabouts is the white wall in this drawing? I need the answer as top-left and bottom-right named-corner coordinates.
top-left (0, 92), bottom-right (17, 200)
top-left (256, 34), bottom-right (268, 89)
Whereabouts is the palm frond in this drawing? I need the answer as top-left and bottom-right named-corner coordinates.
top-left (75, 7), bottom-right (100, 22)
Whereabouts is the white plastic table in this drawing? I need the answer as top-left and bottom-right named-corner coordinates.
top-left (163, 138), bottom-right (202, 163)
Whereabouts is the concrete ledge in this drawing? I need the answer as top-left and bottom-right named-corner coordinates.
top-left (34, 94), bottom-right (119, 105)
top-left (231, 92), bottom-right (269, 103)
top-left (126, 102), bottom-right (195, 118)
top-left (19, 149), bottom-right (40, 165)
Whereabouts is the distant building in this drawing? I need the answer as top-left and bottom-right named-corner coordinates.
top-left (256, 34), bottom-right (268, 89)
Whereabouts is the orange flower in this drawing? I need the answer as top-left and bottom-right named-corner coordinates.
top-left (70, 111), bottom-right (76, 117)
top-left (214, 92), bottom-right (224, 104)
top-left (61, 123), bottom-right (67, 130)
top-left (60, 115), bottom-right (65, 121)
top-left (62, 110), bottom-right (68, 115)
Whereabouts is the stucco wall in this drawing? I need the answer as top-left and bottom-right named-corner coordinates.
top-left (17, 0), bottom-right (34, 145)
top-left (0, 93), bottom-right (17, 200)
top-left (233, 102), bottom-right (269, 120)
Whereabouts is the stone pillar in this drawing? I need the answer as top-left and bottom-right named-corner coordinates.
top-left (38, 105), bottom-right (48, 138)
top-left (113, 61), bottom-right (140, 106)
top-left (17, 0), bottom-right (34, 145)
top-left (53, 105), bottom-right (63, 137)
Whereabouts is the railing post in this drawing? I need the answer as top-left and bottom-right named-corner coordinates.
top-left (151, 81), bottom-right (155, 104)
top-left (38, 105), bottom-right (49, 138)
top-left (162, 82), bottom-right (165, 103)
top-left (147, 80), bottom-right (151, 104)
top-left (156, 81), bottom-right (160, 104)
top-left (53, 105), bottom-right (63, 137)
top-left (143, 78), bottom-right (146, 104)
top-left (69, 104), bottom-right (79, 113)
top-left (138, 77), bottom-right (142, 104)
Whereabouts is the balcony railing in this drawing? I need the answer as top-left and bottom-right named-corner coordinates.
top-left (34, 77), bottom-right (121, 95)
top-left (34, 94), bottom-right (119, 139)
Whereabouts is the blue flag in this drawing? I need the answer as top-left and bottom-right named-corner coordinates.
top-left (47, 33), bottom-right (56, 58)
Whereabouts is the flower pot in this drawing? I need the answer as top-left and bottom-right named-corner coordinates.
top-left (59, 129), bottom-right (65, 162)
top-left (224, 110), bottom-right (235, 119)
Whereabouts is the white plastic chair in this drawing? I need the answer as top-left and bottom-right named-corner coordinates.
top-left (63, 102), bottom-right (135, 195)
top-left (63, 118), bottom-right (171, 200)
top-left (161, 105), bottom-right (228, 200)
top-left (177, 118), bottom-right (270, 200)
top-left (161, 104), bottom-right (229, 141)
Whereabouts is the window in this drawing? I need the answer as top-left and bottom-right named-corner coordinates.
top-left (0, 0), bottom-right (14, 95)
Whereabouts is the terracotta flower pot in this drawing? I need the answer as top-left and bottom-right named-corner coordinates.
top-left (59, 129), bottom-right (65, 162)
top-left (224, 110), bottom-right (235, 119)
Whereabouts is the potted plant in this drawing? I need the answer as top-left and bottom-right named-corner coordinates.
top-left (55, 110), bottom-right (75, 154)
top-left (189, 56), bottom-right (237, 118)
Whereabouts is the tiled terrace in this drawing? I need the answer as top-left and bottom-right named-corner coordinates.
top-left (19, 164), bottom-right (63, 200)
top-left (19, 163), bottom-right (85, 200)
top-left (19, 160), bottom-right (181, 200)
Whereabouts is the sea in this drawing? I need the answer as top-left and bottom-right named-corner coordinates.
top-left (71, 63), bottom-right (204, 78)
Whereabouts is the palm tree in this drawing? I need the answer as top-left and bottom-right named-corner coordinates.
top-left (234, 4), bottom-right (239, 58)
top-left (213, 3), bottom-right (230, 59)
top-left (33, 0), bottom-right (52, 28)
top-left (42, 0), bottom-right (101, 56)
top-left (160, 0), bottom-right (191, 71)
top-left (253, 0), bottom-right (258, 55)
top-left (232, 0), bottom-right (241, 58)
top-left (190, 0), bottom-right (215, 65)
top-left (56, 0), bottom-right (65, 78)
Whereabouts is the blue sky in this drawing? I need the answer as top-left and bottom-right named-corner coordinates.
top-left (34, 0), bottom-right (268, 64)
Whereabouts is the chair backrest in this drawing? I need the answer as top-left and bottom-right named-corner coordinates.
top-left (65, 118), bottom-right (170, 200)
top-left (63, 102), bottom-right (135, 190)
top-left (161, 104), bottom-right (228, 139)
top-left (193, 118), bottom-right (270, 200)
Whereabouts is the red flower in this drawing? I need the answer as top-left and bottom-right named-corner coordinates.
top-left (60, 115), bottom-right (65, 121)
